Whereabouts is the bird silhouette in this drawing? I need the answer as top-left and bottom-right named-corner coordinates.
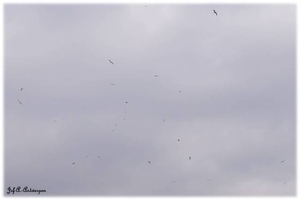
top-left (125, 101), bottom-right (128, 104)
top-left (179, 91), bottom-right (181, 93)
top-left (110, 83), bottom-right (115, 85)
top-left (115, 124), bottom-right (117, 126)
top-left (280, 159), bottom-right (286, 163)
top-left (171, 181), bottom-right (176, 183)
top-left (17, 99), bottom-right (23, 105)
top-left (189, 156), bottom-right (191, 160)
top-left (163, 119), bottom-right (166, 122)
top-left (154, 75), bottom-right (158, 77)
top-left (97, 156), bottom-right (101, 159)
top-left (108, 59), bottom-right (114, 65)
top-left (85, 155), bottom-right (89, 158)
top-left (72, 162), bottom-right (75, 165)
top-left (213, 9), bottom-right (218, 16)
top-left (178, 139), bottom-right (180, 142)
top-left (20, 88), bottom-right (23, 91)
top-left (148, 161), bottom-right (151, 164)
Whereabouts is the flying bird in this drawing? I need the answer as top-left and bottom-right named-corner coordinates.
top-left (163, 119), bottom-right (166, 122)
top-left (54, 120), bottom-right (58, 122)
top-left (20, 88), bottom-right (23, 91)
top-left (97, 156), bottom-right (101, 159)
top-left (213, 9), bottom-right (218, 16)
top-left (17, 99), bottom-right (23, 105)
top-left (148, 161), bottom-right (151, 164)
top-left (171, 181), bottom-right (176, 183)
top-left (110, 83), bottom-right (115, 85)
top-left (178, 139), bottom-right (180, 142)
top-left (111, 130), bottom-right (115, 132)
top-left (115, 124), bottom-right (117, 126)
top-left (179, 91), bottom-right (181, 93)
top-left (125, 101), bottom-right (128, 104)
top-left (72, 162), bottom-right (75, 165)
top-left (85, 155), bottom-right (89, 158)
top-left (189, 156), bottom-right (191, 160)
top-left (280, 159), bottom-right (286, 163)
top-left (108, 59), bottom-right (114, 65)
top-left (154, 75), bottom-right (158, 77)
top-left (207, 179), bottom-right (212, 182)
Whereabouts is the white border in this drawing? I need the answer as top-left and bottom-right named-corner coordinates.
top-left (0, 1), bottom-right (298, 200)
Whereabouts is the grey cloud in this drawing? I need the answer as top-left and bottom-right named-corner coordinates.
top-left (5, 4), bottom-right (295, 196)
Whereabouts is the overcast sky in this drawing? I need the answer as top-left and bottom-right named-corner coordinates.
top-left (4, 3), bottom-right (296, 196)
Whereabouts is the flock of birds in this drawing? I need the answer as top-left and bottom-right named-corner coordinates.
top-left (106, 57), bottom-right (193, 168)
top-left (15, 8), bottom-right (289, 190)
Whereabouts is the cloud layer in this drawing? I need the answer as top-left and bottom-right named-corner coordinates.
top-left (5, 4), bottom-right (296, 196)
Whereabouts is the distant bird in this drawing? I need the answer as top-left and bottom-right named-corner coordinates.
top-left (123, 118), bottom-right (125, 120)
top-left (280, 159), bottom-right (286, 163)
top-left (178, 139), bottom-right (180, 142)
top-left (115, 124), bottom-right (117, 126)
top-left (85, 155), bottom-right (89, 158)
top-left (17, 99), bottom-right (23, 105)
top-left (207, 179), bottom-right (212, 182)
top-left (125, 111), bottom-right (126, 113)
top-left (171, 181), bottom-right (176, 183)
top-left (108, 59), bottom-right (114, 65)
top-left (20, 88), bottom-right (23, 91)
top-left (148, 161), bottom-right (151, 164)
top-left (97, 156), bottom-right (101, 159)
top-left (111, 130), bottom-right (115, 132)
top-left (283, 182), bottom-right (286, 184)
top-left (154, 75), bottom-right (158, 77)
top-left (110, 83), bottom-right (115, 85)
top-left (179, 91), bottom-right (181, 93)
top-left (125, 101), bottom-right (128, 104)
top-left (189, 156), bottom-right (191, 160)
top-left (213, 9), bottom-right (218, 16)
top-left (54, 120), bottom-right (57, 122)
top-left (163, 119), bottom-right (166, 122)
top-left (72, 162), bottom-right (75, 165)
